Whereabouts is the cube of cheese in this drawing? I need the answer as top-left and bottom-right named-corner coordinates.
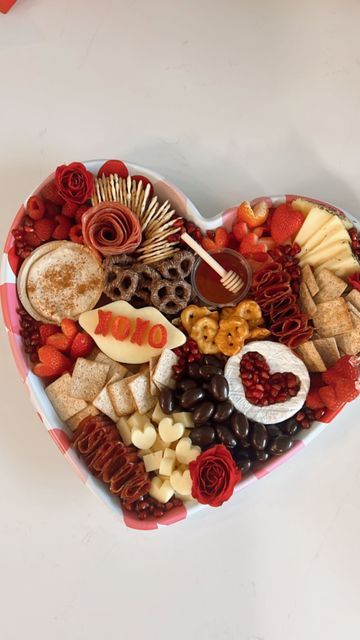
top-left (128, 411), bottom-right (150, 430)
top-left (117, 417), bottom-right (132, 446)
top-left (143, 450), bottom-right (163, 472)
top-left (172, 411), bottom-right (194, 428)
top-left (152, 402), bottom-right (168, 424)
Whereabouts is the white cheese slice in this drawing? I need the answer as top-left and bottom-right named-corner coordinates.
top-left (299, 240), bottom-right (351, 268)
top-left (224, 341), bottom-right (310, 424)
top-left (299, 216), bottom-right (349, 256)
top-left (294, 207), bottom-right (332, 247)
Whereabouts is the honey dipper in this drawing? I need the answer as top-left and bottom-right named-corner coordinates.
top-left (180, 232), bottom-right (243, 294)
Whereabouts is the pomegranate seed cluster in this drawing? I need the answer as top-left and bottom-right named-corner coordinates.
top-left (349, 227), bottom-right (360, 258)
top-left (122, 495), bottom-right (183, 520)
top-left (268, 243), bottom-right (302, 294)
top-left (173, 338), bottom-right (201, 379)
top-left (180, 220), bottom-right (203, 245)
top-left (17, 306), bottom-right (41, 362)
top-left (295, 406), bottom-right (326, 429)
top-left (240, 351), bottom-right (300, 406)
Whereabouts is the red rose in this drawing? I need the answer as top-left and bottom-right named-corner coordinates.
top-left (55, 162), bottom-right (94, 205)
top-left (189, 444), bottom-right (241, 507)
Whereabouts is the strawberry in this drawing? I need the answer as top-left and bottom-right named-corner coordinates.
top-left (34, 218), bottom-right (56, 241)
top-left (69, 224), bottom-right (83, 243)
top-left (239, 232), bottom-right (267, 256)
top-left (70, 332), bottom-right (94, 359)
top-left (232, 221), bottom-right (249, 242)
top-left (97, 160), bottom-right (128, 178)
top-left (60, 318), bottom-right (78, 340)
top-left (325, 355), bottom-right (360, 383)
top-left (214, 228), bottom-right (229, 248)
top-left (39, 323), bottom-right (60, 345)
top-left (318, 385), bottom-right (342, 410)
top-left (253, 226), bottom-right (265, 238)
top-left (333, 377), bottom-right (359, 403)
top-left (33, 345), bottom-right (71, 377)
top-left (305, 388), bottom-right (325, 410)
top-left (40, 181), bottom-right (65, 206)
top-left (75, 204), bottom-right (90, 223)
top-left (62, 202), bottom-right (78, 218)
top-left (27, 196), bottom-right (46, 220)
top-left (270, 204), bottom-right (304, 244)
top-left (52, 214), bottom-right (71, 240)
top-left (46, 332), bottom-right (73, 353)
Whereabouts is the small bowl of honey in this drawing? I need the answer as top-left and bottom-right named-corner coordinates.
top-left (191, 248), bottom-right (252, 307)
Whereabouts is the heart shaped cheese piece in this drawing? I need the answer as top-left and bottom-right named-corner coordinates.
top-left (158, 417), bottom-right (185, 443)
top-left (131, 423), bottom-right (157, 450)
top-left (170, 469), bottom-right (192, 496)
top-left (149, 477), bottom-right (174, 504)
top-left (175, 437), bottom-right (201, 465)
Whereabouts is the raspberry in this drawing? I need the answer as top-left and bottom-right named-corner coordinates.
top-left (52, 214), bottom-right (71, 240)
top-left (62, 202), bottom-right (78, 218)
top-left (41, 181), bottom-right (65, 206)
top-left (23, 231), bottom-right (42, 248)
top-left (69, 224), bottom-right (84, 243)
top-left (74, 204), bottom-right (90, 223)
top-left (45, 202), bottom-right (61, 218)
top-left (33, 218), bottom-right (56, 241)
top-left (27, 196), bottom-right (46, 220)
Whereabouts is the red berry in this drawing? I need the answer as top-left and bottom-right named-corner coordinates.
top-left (23, 231), bottom-right (42, 248)
top-left (270, 204), bottom-right (304, 244)
top-left (69, 224), bottom-right (84, 243)
top-left (33, 345), bottom-right (71, 378)
top-left (46, 332), bottom-right (73, 353)
top-left (60, 318), bottom-right (78, 340)
top-left (70, 332), bottom-right (94, 359)
top-left (62, 202), bottom-right (78, 218)
top-left (41, 180), bottom-right (65, 206)
top-left (34, 218), bottom-right (56, 241)
top-left (74, 204), bottom-right (90, 223)
top-left (27, 196), bottom-right (46, 220)
top-left (52, 214), bottom-right (71, 240)
top-left (39, 323), bottom-right (60, 345)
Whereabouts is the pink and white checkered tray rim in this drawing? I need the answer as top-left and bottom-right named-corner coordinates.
top-left (1, 160), bottom-right (357, 530)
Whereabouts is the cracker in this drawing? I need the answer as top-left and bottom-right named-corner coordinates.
top-left (295, 341), bottom-right (326, 372)
top-left (299, 282), bottom-right (317, 317)
top-left (93, 351), bottom-right (128, 381)
top-left (46, 373), bottom-right (87, 421)
top-left (128, 371), bottom-right (156, 415)
top-left (346, 289), bottom-right (360, 312)
top-left (313, 337), bottom-right (340, 368)
top-left (312, 298), bottom-right (352, 337)
top-left (70, 358), bottom-right (109, 402)
top-left (314, 268), bottom-right (347, 303)
top-left (149, 355), bottom-right (160, 396)
top-left (153, 348), bottom-right (178, 390)
top-left (66, 404), bottom-right (100, 431)
top-left (93, 373), bottom-right (121, 422)
top-left (335, 328), bottom-right (360, 355)
top-left (301, 264), bottom-right (319, 296)
top-left (108, 374), bottom-right (139, 416)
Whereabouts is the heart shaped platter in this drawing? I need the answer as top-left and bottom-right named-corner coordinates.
top-left (2, 159), bottom-right (360, 530)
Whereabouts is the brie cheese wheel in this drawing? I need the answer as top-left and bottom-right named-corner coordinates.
top-left (224, 341), bottom-right (310, 424)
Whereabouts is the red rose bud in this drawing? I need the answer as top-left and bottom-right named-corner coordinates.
top-left (189, 444), bottom-right (241, 507)
top-left (55, 162), bottom-right (94, 205)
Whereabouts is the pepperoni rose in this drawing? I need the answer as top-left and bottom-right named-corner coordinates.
top-left (82, 202), bottom-right (142, 257)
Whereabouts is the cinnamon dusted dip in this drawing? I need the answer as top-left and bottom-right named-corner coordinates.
top-left (17, 241), bottom-right (103, 323)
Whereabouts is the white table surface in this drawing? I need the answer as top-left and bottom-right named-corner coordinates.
top-left (1, 1), bottom-right (360, 639)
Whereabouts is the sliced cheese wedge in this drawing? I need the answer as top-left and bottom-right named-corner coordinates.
top-left (299, 240), bottom-right (351, 268)
top-left (299, 216), bottom-right (347, 256)
top-left (313, 248), bottom-right (355, 277)
top-left (332, 255), bottom-right (360, 278)
top-left (294, 207), bottom-right (333, 247)
top-left (291, 198), bottom-right (314, 216)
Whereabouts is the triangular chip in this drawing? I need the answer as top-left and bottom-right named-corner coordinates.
top-left (299, 282), bottom-right (316, 317)
top-left (314, 268), bottom-right (347, 303)
top-left (335, 329), bottom-right (360, 355)
top-left (295, 341), bottom-right (326, 372)
top-left (312, 298), bottom-right (352, 337)
top-left (301, 264), bottom-right (319, 297)
top-left (313, 337), bottom-right (340, 368)
top-left (345, 289), bottom-right (360, 312)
